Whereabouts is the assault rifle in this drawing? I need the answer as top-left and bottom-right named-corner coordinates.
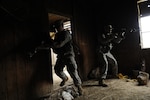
top-left (112, 27), bottom-right (139, 38)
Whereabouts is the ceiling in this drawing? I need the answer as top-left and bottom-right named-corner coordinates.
top-left (48, 13), bottom-right (70, 25)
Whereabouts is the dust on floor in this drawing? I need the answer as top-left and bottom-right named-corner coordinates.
top-left (49, 78), bottom-right (150, 100)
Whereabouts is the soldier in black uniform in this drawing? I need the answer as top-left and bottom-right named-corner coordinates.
top-left (97, 25), bottom-right (125, 87)
top-left (51, 19), bottom-right (83, 95)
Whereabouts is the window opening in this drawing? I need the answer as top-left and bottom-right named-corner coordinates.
top-left (64, 20), bottom-right (72, 34)
top-left (137, 0), bottom-right (150, 49)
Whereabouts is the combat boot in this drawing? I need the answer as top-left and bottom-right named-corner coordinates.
top-left (99, 79), bottom-right (108, 87)
top-left (60, 77), bottom-right (68, 86)
top-left (77, 85), bottom-right (83, 96)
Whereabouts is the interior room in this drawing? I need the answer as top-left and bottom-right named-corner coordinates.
top-left (0, 0), bottom-right (150, 100)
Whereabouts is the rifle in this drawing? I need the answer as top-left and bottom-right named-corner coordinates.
top-left (112, 28), bottom-right (139, 39)
top-left (27, 42), bottom-right (51, 58)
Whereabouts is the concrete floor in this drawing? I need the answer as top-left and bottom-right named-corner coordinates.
top-left (50, 52), bottom-right (150, 100)
top-left (49, 78), bottom-right (150, 100)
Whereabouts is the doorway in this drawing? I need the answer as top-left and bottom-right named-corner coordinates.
top-left (48, 13), bottom-right (73, 90)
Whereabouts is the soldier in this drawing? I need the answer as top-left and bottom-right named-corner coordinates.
top-left (97, 25), bottom-right (125, 87)
top-left (51, 19), bottom-right (83, 95)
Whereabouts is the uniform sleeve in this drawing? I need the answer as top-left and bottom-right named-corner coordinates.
top-left (53, 31), bottom-right (72, 48)
top-left (99, 34), bottom-right (115, 45)
top-left (112, 32), bottom-right (125, 44)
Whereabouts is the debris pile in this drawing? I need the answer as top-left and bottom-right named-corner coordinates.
top-left (57, 85), bottom-right (79, 100)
